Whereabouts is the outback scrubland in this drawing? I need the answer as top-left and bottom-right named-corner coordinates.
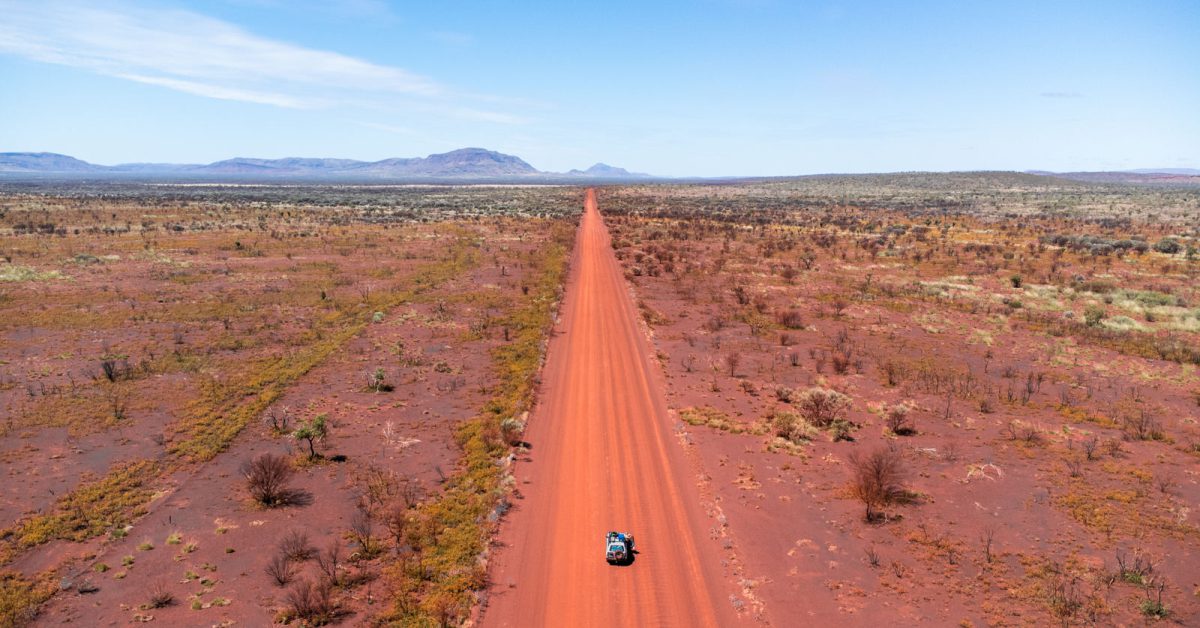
top-left (2, 174), bottom-right (1199, 628)
top-left (601, 174), bottom-right (1200, 626)
top-left (0, 183), bottom-right (578, 625)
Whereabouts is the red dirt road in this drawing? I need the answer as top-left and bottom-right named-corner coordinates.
top-left (484, 190), bottom-right (738, 627)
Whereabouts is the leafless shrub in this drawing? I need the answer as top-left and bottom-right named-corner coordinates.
top-left (830, 330), bottom-right (854, 375)
top-left (1120, 405), bottom-right (1165, 441)
top-left (400, 477), bottom-right (424, 508)
top-left (100, 358), bottom-right (130, 383)
top-left (279, 530), bottom-right (316, 562)
top-left (724, 351), bottom-right (741, 377)
top-left (1047, 568), bottom-right (1083, 623)
top-left (357, 465), bottom-right (399, 513)
top-left (776, 308), bottom-right (805, 329)
top-left (864, 545), bottom-right (880, 568)
top-left (779, 332), bottom-right (796, 346)
top-left (812, 349), bottom-right (827, 373)
top-left (315, 542), bottom-right (343, 586)
top-left (384, 503), bottom-right (409, 551)
top-left (1057, 385), bottom-right (1074, 408)
top-left (682, 354), bottom-right (697, 373)
top-left (879, 360), bottom-right (903, 387)
top-left (264, 405), bottom-right (293, 433)
top-left (1065, 457), bottom-right (1083, 478)
top-left (788, 352), bottom-right (801, 367)
top-left (981, 526), bottom-right (996, 563)
top-left (848, 446), bottom-right (908, 522)
top-left (285, 579), bottom-right (336, 625)
top-left (1082, 436), bottom-right (1099, 461)
top-left (107, 387), bottom-right (128, 421)
top-left (831, 297), bottom-right (848, 318)
top-left (266, 553), bottom-right (296, 587)
top-left (1155, 474), bottom-right (1177, 495)
top-left (350, 509), bottom-right (379, 558)
top-left (732, 285), bottom-right (750, 305)
top-left (242, 453), bottom-right (298, 507)
top-left (1002, 420), bottom-right (1042, 444)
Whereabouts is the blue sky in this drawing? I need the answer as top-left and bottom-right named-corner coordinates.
top-left (1, 0), bottom-right (1197, 176)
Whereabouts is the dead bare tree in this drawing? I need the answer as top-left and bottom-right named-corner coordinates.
top-left (848, 446), bottom-right (908, 522)
top-left (242, 453), bottom-right (297, 507)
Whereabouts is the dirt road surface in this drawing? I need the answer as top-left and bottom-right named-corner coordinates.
top-left (483, 190), bottom-right (738, 627)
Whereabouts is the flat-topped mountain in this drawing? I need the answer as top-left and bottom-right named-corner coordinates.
top-left (566, 163), bottom-right (650, 178)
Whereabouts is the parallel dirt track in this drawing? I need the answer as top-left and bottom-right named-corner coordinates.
top-left (484, 189), bottom-right (736, 627)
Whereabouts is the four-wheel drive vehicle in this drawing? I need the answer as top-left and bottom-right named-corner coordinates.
top-left (605, 531), bottom-right (635, 565)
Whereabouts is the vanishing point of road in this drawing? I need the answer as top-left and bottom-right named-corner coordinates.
top-left (484, 189), bottom-right (737, 627)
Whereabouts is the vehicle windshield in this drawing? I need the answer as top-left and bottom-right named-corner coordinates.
top-left (609, 544), bottom-right (624, 552)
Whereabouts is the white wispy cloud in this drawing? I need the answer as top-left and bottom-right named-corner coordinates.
top-left (0, 0), bottom-right (521, 123)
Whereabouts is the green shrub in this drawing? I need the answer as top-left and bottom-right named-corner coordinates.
top-left (1152, 238), bottom-right (1181, 254)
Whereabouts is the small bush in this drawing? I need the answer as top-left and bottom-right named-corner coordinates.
top-left (500, 417), bottom-right (526, 446)
top-left (796, 387), bottom-right (852, 428)
top-left (769, 409), bottom-right (817, 443)
top-left (848, 446), bottom-right (908, 522)
top-left (884, 403), bottom-right (915, 436)
top-left (284, 579), bottom-right (336, 625)
top-left (266, 553), bottom-right (295, 587)
top-left (242, 453), bottom-right (297, 507)
top-left (350, 509), bottom-right (380, 558)
top-left (1083, 305), bottom-right (1106, 327)
top-left (366, 368), bottom-right (394, 392)
top-left (776, 308), bottom-right (805, 329)
top-left (1152, 238), bottom-right (1181, 254)
top-left (279, 530), bottom-right (316, 562)
top-left (1118, 404), bottom-right (1166, 441)
top-left (145, 581), bottom-right (173, 609)
top-left (315, 542), bottom-right (342, 587)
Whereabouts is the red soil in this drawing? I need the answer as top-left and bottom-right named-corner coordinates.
top-left (483, 191), bottom-right (743, 626)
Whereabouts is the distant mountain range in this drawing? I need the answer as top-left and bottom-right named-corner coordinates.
top-left (0, 148), bottom-right (654, 180)
top-left (1027, 169), bottom-right (1200, 185)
